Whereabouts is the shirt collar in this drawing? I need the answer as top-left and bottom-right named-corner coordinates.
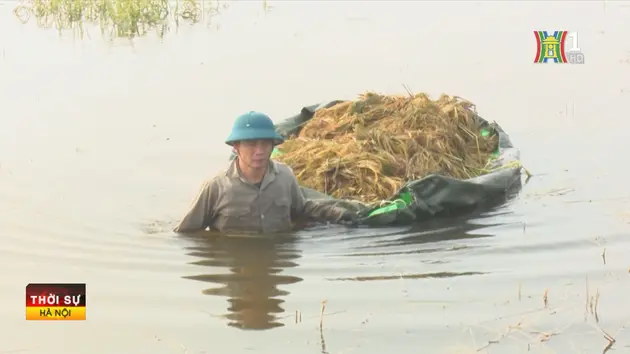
top-left (226, 158), bottom-right (278, 189)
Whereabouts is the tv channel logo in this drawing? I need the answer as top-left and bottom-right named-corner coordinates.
top-left (534, 31), bottom-right (584, 64)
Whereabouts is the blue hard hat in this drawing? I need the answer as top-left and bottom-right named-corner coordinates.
top-left (225, 111), bottom-right (285, 146)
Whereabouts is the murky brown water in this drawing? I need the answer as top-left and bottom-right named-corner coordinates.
top-left (1, 1), bottom-right (629, 353)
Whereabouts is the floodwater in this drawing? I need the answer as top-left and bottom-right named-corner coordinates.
top-left (1, 1), bottom-right (629, 353)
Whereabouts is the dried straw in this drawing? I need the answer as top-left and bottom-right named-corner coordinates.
top-left (274, 92), bottom-right (498, 203)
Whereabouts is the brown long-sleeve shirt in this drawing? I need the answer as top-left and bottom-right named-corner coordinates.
top-left (173, 159), bottom-right (347, 234)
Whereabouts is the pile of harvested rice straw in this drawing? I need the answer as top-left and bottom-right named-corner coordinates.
top-left (274, 92), bottom-right (498, 203)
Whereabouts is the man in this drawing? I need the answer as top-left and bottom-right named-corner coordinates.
top-left (173, 111), bottom-right (358, 234)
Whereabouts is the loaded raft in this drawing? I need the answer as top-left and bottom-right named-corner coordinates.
top-left (271, 92), bottom-right (524, 226)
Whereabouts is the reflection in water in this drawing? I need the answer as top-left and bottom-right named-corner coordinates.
top-left (358, 181), bottom-right (524, 251)
top-left (367, 212), bottom-right (502, 250)
top-left (351, 205), bottom-right (511, 254)
top-left (331, 203), bottom-right (518, 282)
top-left (177, 190), bottom-right (521, 327)
top-left (182, 234), bottom-right (303, 330)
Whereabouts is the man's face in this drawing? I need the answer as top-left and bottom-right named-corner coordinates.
top-left (234, 139), bottom-right (274, 169)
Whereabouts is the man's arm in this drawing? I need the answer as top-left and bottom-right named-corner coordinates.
top-left (173, 179), bottom-right (219, 233)
top-left (288, 170), bottom-right (347, 224)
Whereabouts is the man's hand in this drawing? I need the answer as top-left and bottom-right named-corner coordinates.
top-left (338, 210), bottom-right (359, 226)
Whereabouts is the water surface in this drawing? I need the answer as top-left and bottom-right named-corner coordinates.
top-left (1, 1), bottom-right (629, 353)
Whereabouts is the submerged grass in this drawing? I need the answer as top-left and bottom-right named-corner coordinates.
top-left (13, 0), bottom-right (224, 39)
top-left (274, 92), bottom-right (499, 203)
top-left (458, 281), bottom-right (623, 354)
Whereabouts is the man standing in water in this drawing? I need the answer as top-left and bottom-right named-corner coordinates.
top-left (173, 111), bottom-right (358, 234)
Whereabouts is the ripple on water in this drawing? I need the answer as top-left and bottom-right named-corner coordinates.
top-left (166, 209), bottom-right (518, 331)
